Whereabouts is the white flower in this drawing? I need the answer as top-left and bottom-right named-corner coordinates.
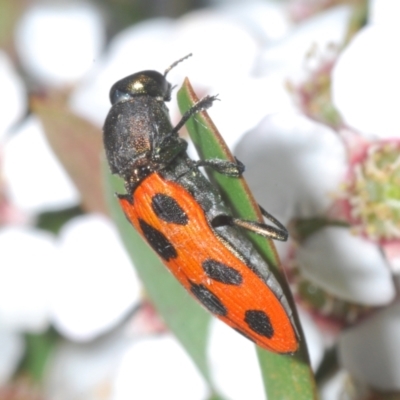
top-left (297, 227), bottom-right (394, 306)
top-left (215, 0), bottom-right (292, 42)
top-left (235, 111), bottom-right (396, 307)
top-left (44, 328), bottom-right (131, 400)
top-left (319, 370), bottom-right (349, 400)
top-left (112, 335), bottom-right (208, 400)
top-left (339, 301), bottom-right (400, 391)
top-left (15, 2), bottom-right (105, 86)
top-left (3, 116), bottom-right (79, 213)
top-left (237, 2), bottom-right (400, 395)
top-left (257, 5), bottom-right (352, 80)
top-left (0, 227), bottom-right (54, 384)
top-left (0, 213), bottom-right (142, 387)
top-left (0, 227), bottom-right (56, 332)
top-left (368, 0), bottom-right (400, 27)
top-left (71, 3), bottom-right (298, 150)
top-left (207, 319), bottom-right (266, 400)
top-left (235, 112), bottom-right (346, 222)
top-left (51, 214), bottom-right (141, 342)
top-left (332, 24), bottom-right (400, 139)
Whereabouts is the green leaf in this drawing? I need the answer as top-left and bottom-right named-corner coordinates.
top-left (177, 79), bottom-right (318, 400)
top-left (36, 206), bottom-right (84, 234)
top-left (292, 217), bottom-right (349, 242)
top-left (18, 329), bottom-right (58, 383)
top-left (103, 163), bottom-right (223, 397)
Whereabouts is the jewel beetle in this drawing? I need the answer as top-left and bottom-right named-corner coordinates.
top-left (103, 55), bottom-right (299, 353)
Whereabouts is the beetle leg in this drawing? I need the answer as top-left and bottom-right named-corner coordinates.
top-left (231, 217), bottom-right (288, 241)
top-left (211, 205), bottom-right (288, 241)
top-left (194, 157), bottom-right (244, 177)
top-left (171, 95), bottom-right (219, 135)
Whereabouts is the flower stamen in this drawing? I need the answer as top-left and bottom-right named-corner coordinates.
top-left (346, 143), bottom-right (400, 241)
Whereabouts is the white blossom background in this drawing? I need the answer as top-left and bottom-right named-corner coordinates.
top-left (0, 0), bottom-right (399, 399)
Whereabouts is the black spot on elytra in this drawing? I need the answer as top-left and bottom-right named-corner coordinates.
top-left (189, 281), bottom-right (227, 316)
top-left (244, 310), bottom-right (274, 338)
top-left (202, 259), bottom-right (243, 285)
top-left (151, 193), bottom-right (188, 225)
top-left (139, 219), bottom-right (177, 261)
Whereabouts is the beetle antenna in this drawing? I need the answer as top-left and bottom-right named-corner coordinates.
top-left (164, 53), bottom-right (192, 77)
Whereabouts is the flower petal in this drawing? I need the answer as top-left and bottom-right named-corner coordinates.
top-left (297, 227), bottom-right (395, 305)
top-left (45, 329), bottom-right (131, 400)
top-left (235, 112), bottom-right (346, 221)
top-left (207, 319), bottom-right (265, 400)
top-left (51, 215), bottom-right (141, 341)
top-left (112, 335), bottom-right (208, 400)
top-left (15, 2), bottom-right (105, 86)
top-left (216, 0), bottom-right (291, 42)
top-left (0, 227), bottom-right (56, 332)
top-left (3, 116), bottom-right (79, 213)
top-left (332, 25), bottom-right (400, 138)
top-left (257, 5), bottom-right (351, 78)
top-left (338, 302), bottom-right (400, 390)
top-left (369, 0), bottom-right (400, 26)
top-left (169, 10), bottom-right (258, 88)
top-left (319, 370), bottom-right (349, 400)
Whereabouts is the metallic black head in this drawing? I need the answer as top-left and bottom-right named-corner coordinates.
top-left (109, 54), bottom-right (193, 106)
top-left (109, 70), bottom-right (172, 105)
